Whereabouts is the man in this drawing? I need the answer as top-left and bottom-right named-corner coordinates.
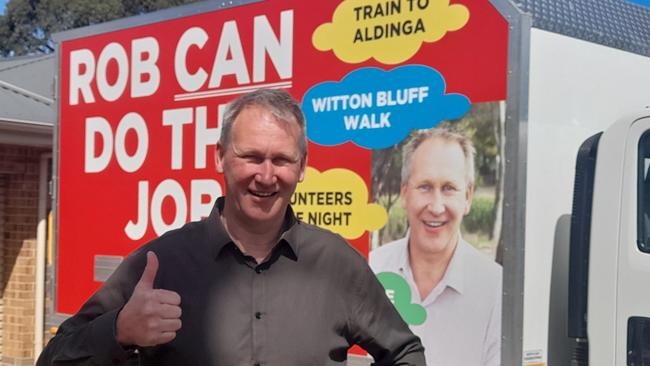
top-left (370, 128), bottom-right (502, 366)
top-left (37, 90), bottom-right (425, 365)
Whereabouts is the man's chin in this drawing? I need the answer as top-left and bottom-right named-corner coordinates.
top-left (241, 207), bottom-right (283, 224)
top-left (411, 231), bottom-right (457, 252)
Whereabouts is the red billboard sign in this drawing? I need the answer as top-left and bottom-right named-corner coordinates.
top-left (56, 0), bottom-right (507, 315)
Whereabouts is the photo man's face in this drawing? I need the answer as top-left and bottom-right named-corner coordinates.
top-left (401, 137), bottom-right (473, 258)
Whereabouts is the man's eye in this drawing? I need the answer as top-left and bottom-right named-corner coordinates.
top-left (243, 155), bottom-right (263, 164)
top-left (272, 157), bottom-right (291, 166)
top-left (416, 185), bottom-right (431, 192)
top-left (442, 184), bottom-right (457, 192)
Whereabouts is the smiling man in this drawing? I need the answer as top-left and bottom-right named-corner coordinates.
top-left (37, 89), bottom-right (425, 366)
top-left (370, 128), bottom-right (502, 366)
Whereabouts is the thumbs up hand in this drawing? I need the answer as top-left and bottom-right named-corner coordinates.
top-left (116, 251), bottom-right (182, 347)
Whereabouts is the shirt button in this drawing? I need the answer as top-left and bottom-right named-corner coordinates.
top-left (255, 268), bottom-right (262, 274)
top-left (255, 312), bottom-right (262, 319)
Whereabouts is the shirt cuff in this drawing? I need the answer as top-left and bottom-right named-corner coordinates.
top-left (90, 308), bottom-right (132, 365)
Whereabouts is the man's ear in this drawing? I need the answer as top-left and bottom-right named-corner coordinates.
top-left (464, 184), bottom-right (474, 215)
top-left (399, 183), bottom-right (408, 208)
top-left (215, 143), bottom-right (225, 173)
top-left (298, 153), bottom-right (308, 182)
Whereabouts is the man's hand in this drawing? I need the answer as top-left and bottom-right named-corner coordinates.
top-left (116, 251), bottom-right (182, 347)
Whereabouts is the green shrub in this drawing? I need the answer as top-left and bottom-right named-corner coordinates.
top-left (463, 195), bottom-right (495, 236)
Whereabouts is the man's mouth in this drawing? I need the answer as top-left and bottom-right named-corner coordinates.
top-left (250, 190), bottom-right (277, 198)
top-left (423, 220), bottom-right (445, 228)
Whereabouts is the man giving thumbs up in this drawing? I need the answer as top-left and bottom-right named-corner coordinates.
top-left (115, 252), bottom-right (182, 347)
top-left (37, 90), bottom-right (425, 365)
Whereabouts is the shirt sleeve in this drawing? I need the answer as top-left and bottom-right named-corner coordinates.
top-left (36, 251), bottom-right (145, 366)
top-left (344, 252), bottom-right (426, 366)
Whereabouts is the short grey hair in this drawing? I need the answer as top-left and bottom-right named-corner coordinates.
top-left (401, 127), bottom-right (476, 187)
top-left (220, 89), bottom-right (307, 156)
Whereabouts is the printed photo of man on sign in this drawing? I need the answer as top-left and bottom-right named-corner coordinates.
top-left (369, 104), bottom-right (504, 366)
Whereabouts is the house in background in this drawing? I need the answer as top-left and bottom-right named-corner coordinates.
top-left (0, 54), bottom-right (54, 366)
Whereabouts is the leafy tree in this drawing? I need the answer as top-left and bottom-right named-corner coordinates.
top-left (372, 140), bottom-right (408, 243)
top-left (444, 102), bottom-right (503, 241)
top-left (0, 0), bottom-right (44, 55)
top-left (121, 0), bottom-right (200, 15)
top-left (0, 0), bottom-right (200, 56)
top-left (447, 102), bottom-right (501, 187)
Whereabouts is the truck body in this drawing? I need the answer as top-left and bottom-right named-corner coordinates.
top-left (48, 0), bottom-right (650, 365)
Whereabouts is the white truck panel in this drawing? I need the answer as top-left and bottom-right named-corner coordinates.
top-left (525, 28), bottom-right (650, 363)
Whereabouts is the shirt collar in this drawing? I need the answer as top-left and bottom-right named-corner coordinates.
top-left (402, 232), bottom-right (467, 295)
top-left (205, 197), bottom-right (300, 260)
top-left (442, 238), bottom-right (466, 294)
top-left (278, 205), bottom-right (301, 258)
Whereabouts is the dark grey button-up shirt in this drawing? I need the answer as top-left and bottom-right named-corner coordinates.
top-left (37, 197), bottom-right (425, 365)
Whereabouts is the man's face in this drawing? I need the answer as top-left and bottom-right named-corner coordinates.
top-left (401, 137), bottom-right (473, 258)
top-left (216, 105), bottom-right (306, 228)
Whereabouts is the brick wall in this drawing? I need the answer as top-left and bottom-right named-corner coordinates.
top-left (0, 176), bottom-right (6, 363)
top-left (0, 144), bottom-right (47, 366)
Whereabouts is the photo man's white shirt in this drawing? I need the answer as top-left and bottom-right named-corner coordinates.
top-left (370, 235), bottom-right (502, 366)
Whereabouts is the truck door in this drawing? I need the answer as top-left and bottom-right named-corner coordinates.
top-left (571, 113), bottom-right (650, 365)
top-left (613, 116), bottom-right (650, 366)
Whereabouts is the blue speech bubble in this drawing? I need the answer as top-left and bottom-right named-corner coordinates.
top-left (628, 0), bottom-right (650, 8)
top-left (302, 65), bottom-right (470, 149)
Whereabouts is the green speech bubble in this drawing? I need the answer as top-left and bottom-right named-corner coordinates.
top-left (376, 271), bottom-right (426, 325)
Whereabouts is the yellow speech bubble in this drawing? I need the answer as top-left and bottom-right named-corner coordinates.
top-left (291, 167), bottom-right (387, 239)
top-left (313, 0), bottom-right (469, 65)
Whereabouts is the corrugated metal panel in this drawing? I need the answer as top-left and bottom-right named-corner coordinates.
top-left (93, 256), bottom-right (123, 283)
top-left (0, 55), bottom-right (55, 126)
top-left (347, 355), bottom-right (372, 366)
top-left (0, 55), bottom-right (55, 100)
top-left (512, 0), bottom-right (650, 56)
top-left (0, 88), bottom-right (54, 124)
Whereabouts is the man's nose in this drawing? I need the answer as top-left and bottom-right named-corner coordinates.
top-left (255, 160), bottom-right (277, 185)
top-left (425, 191), bottom-right (445, 215)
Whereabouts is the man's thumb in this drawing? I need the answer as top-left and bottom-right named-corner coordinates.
top-left (137, 251), bottom-right (159, 289)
